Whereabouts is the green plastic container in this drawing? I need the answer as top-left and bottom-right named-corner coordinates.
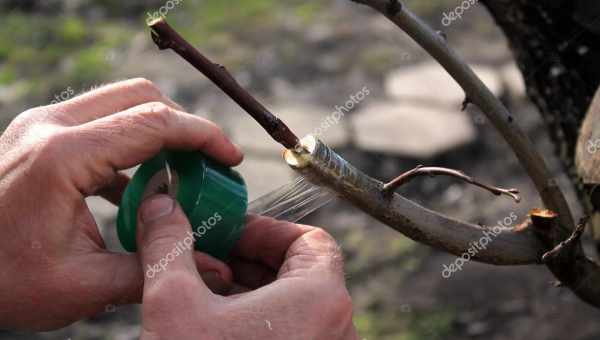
top-left (117, 150), bottom-right (248, 260)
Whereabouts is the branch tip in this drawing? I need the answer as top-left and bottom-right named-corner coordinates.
top-left (147, 17), bottom-right (299, 149)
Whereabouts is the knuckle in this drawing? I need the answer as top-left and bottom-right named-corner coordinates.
top-left (127, 77), bottom-right (162, 98)
top-left (136, 102), bottom-right (174, 129)
top-left (12, 108), bottom-right (39, 124)
top-left (310, 227), bottom-right (338, 248)
top-left (308, 228), bottom-right (345, 273)
top-left (36, 128), bottom-right (72, 157)
top-left (9, 107), bottom-right (50, 131)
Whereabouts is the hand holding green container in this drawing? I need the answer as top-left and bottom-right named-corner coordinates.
top-left (117, 150), bottom-right (248, 260)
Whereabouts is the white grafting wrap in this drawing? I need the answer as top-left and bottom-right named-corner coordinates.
top-left (247, 176), bottom-right (335, 222)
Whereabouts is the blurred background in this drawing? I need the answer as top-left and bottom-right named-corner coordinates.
top-left (1, 0), bottom-right (600, 339)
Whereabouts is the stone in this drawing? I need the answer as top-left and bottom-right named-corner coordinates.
top-left (384, 62), bottom-right (502, 104)
top-left (500, 62), bottom-right (526, 99)
top-left (351, 101), bottom-right (476, 158)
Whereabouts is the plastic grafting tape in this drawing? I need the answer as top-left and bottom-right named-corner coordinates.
top-left (117, 150), bottom-right (248, 260)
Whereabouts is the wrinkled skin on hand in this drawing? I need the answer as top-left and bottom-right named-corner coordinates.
top-left (137, 196), bottom-right (358, 340)
top-left (0, 78), bottom-right (242, 330)
top-left (0, 78), bottom-right (357, 339)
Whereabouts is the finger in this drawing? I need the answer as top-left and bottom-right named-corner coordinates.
top-left (71, 101), bottom-right (242, 174)
top-left (232, 215), bottom-right (313, 270)
top-left (51, 78), bottom-right (183, 125)
top-left (278, 227), bottom-right (345, 281)
top-left (193, 252), bottom-right (233, 295)
top-left (96, 172), bottom-right (130, 206)
top-left (136, 195), bottom-right (209, 297)
top-left (72, 251), bottom-right (230, 315)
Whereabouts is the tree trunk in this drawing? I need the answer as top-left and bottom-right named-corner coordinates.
top-left (481, 0), bottom-right (600, 241)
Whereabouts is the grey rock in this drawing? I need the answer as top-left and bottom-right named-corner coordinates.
top-left (385, 62), bottom-right (502, 105)
top-left (500, 62), bottom-right (526, 99)
top-left (351, 101), bottom-right (476, 158)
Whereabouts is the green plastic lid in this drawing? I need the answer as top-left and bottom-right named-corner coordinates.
top-left (117, 150), bottom-right (248, 260)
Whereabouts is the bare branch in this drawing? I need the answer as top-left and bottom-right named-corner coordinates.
top-left (542, 216), bottom-right (589, 263)
top-left (147, 17), bottom-right (300, 150)
top-left (383, 165), bottom-right (521, 203)
top-left (349, 0), bottom-right (575, 232)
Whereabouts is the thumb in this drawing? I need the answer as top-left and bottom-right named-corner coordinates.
top-left (137, 195), bottom-right (229, 294)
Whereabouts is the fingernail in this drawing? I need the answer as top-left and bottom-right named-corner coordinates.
top-left (201, 271), bottom-right (231, 295)
top-left (140, 195), bottom-right (175, 223)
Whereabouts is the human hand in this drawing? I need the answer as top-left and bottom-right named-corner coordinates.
top-left (137, 195), bottom-right (358, 340)
top-left (0, 78), bottom-right (242, 330)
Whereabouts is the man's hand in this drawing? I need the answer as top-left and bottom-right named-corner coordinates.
top-left (137, 195), bottom-right (358, 340)
top-left (0, 79), bottom-right (242, 330)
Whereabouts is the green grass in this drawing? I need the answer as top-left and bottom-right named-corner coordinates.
top-left (0, 12), bottom-right (133, 102)
top-left (355, 308), bottom-right (456, 340)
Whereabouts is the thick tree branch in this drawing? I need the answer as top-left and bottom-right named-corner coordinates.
top-left (285, 136), bottom-right (545, 265)
top-left (148, 17), bottom-right (299, 149)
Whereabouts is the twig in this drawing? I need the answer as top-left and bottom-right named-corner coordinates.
top-left (147, 17), bottom-right (300, 150)
top-left (382, 165), bottom-right (521, 202)
top-left (349, 0), bottom-right (575, 232)
top-left (542, 216), bottom-right (589, 263)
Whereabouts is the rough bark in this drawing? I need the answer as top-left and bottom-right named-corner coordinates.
top-left (481, 0), bottom-right (600, 252)
top-left (481, 0), bottom-right (600, 189)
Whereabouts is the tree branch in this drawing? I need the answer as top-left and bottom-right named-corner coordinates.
top-left (147, 17), bottom-right (300, 150)
top-left (349, 0), bottom-right (575, 232)
top-left (383, 165), bottom-right (521, 203)
top-left (348, 0), bottom-right (600, 308)
top-left (529, 213), bottom-right (600, 307)
top-left (285, 136), bottom-right (545, 265)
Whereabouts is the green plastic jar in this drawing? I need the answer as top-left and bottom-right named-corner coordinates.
top-left (117, 150), bottom-right (248, 260)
